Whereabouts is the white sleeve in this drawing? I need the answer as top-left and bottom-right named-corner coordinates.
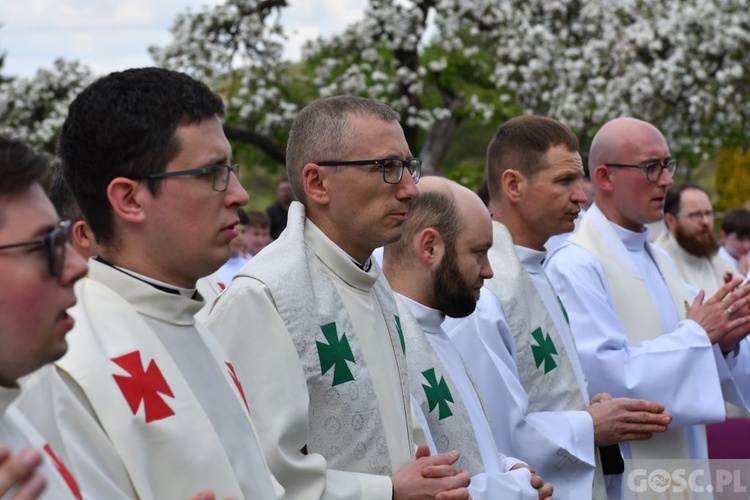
top-left (468, 467), bottom-right (538, 500)
top-left (445, 290), bottom-right (597, 500)
top-left (545, 244), bottom-right (726, 427)
top-left (717, 338), bottom-right (750, 410)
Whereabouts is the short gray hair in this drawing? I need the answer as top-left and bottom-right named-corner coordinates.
top-left (286, 95), bottom-right (400, 203)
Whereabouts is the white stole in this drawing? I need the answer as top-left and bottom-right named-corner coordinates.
top-left (486, 222), bottom-right (606, 498)
top-left (396, 297), bottom-right (485, 475)
top-left (244, 201), bottom-right (414, 475)
top-left (570, 207), bottom-right (692, 460)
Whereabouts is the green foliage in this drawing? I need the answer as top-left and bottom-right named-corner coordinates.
top-left (715, 148), bottom-right (750, 211)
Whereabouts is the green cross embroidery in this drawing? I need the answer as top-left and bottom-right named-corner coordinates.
top-left (422, 368), bottom-right (454, 420)
top-left (531, 327), bottom-right (558, 374)
top-left (557, 297), bottom-right (570, 326)
top-left (316, 322), bottom-right (355, 387)
top-left (394, 315), bottom-right (405, 354)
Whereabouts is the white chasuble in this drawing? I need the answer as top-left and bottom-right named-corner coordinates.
top-left (50, 262), bottom-right (280, 500)
top-left (0, 386), bottom-right (83, 499)
top-left (244, 203), bottom-right (413, 475)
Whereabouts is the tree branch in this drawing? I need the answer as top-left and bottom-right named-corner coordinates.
top-left (223, 124), bottom-right (286, 165)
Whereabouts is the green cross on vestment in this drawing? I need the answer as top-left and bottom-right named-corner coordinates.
top-left (422, 368), bottom-right (454, 420)
top-left (316, 322), bottom-right (355, 387)
top-left (394, 315), bottom-right (406, 354)
top-left (531, 327), bottom-right (558, 374)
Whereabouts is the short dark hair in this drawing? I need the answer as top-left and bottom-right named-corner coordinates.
top-left (48, 168), bottom-right (85, 222)
top-left (486, 115), bottom-right (578, 201)
top-left (0, 137), bottom-right (51, 227)
top-left (245, 210), bottom-right (270, 229)
top-left (664, 183), bottom-right (709, 216)
top-left (581, 153), bottom-right (590, 179)
top-left (476, 177), bottom-right (490, 207)
top-left (59, 67), bottom-right (224, 246)
top-left (385, 189), bottom-right (460, 267)
top-left (286, 95), bottom-right (400, 204)
top-left (722, 208), bottom-right (750, 236)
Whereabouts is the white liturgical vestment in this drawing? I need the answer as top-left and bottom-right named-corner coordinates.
top-left (444, 221), bottom-right (603, 499)
top-left (395, 294), bottom-right (538, 500)
top-left (0, 386), bottom-right (83, 499)
top-left (207, 201), bottom-right (415, 499)
top-left (17, 259), bottom-right (282, 500)
top-left (545, 204), bottom-right (750, 462)
top-left (655, 231), bottom-right (743, 297)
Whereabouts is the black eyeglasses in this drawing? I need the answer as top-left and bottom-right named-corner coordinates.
top-left (604, 159), bottom-right (678, 182)
top-left (134, 164), bottom-right (240, 192)
top-left (317, 158), bottom-right (422, 185)
top-left (0, 220), bottom-right (72, 277)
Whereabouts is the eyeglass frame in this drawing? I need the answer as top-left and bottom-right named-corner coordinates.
top-left (604, 159), bottom-right (678, 182)
top-left (316, 158), bottom-right (422, 185)
top-left (0, 220), bottom-right (72, 277)
top-left (675, 210), bottom-right (714, 220)
top-left (132, 164), bottom-right (241, 192)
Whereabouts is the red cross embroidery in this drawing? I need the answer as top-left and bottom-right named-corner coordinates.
top-left (225, 362), bottom-right (249, 412)
top-left (112, 351), bottom-right (175, 423)
top-left (43, 444), bottom-right (82, 500)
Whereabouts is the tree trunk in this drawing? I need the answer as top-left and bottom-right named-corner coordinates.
top-left (419, 115), bottom-right (460, 175)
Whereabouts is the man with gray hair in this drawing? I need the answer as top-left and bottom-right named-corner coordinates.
top-left (208, 95), bottom-right (470, 499)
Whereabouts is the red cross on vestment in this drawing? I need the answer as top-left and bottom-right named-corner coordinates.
top-left (112, 351), bottom-right (175, 423)
top-left (226, 361), bottom-right (250, 412)
top-left (43, 444), bottom-right (83, 500)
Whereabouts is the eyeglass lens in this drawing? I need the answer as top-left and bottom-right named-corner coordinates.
top-left (45, 226), bottom-right (68, 276)
top-left (646, 160), bottom-right (677, 181)
top-left (382, 159), bottom-right (421, 184)
top-left (212, 165), bottom-right (239, 191)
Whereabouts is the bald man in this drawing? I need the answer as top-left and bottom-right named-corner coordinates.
top-left (545, 118), bottom-right (750, 469)
top-left (445, 116), bottom-right (676, 499)
top-left (384, 177), bottom-right (552, 500)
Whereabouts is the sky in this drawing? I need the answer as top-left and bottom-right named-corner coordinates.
top-left (0, 0), bottom-right (367, 78)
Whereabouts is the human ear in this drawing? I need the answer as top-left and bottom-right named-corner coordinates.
top-left (107, 177), bottom-right (146, 224)
top-left (501, 169), bottom-right (524, 203)
top-left (302, 164), bottom-right (330, 205)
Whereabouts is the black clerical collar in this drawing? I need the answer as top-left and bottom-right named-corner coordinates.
top-left (95, 256), bottom-right (199, 299)
top-left (352, 258), bottom-right (372, 272)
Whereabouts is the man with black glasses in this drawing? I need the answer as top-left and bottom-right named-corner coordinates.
top-left (545, 117), bottom-right (750, 487)
top-left (207, 95), bottom-right (471, 499)
top-left (17, 68), bottom-right (283, 499)
top-left (0, 136), bottom-right (88, 499)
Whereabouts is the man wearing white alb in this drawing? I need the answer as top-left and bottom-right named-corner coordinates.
top-left (545, 117), bottom-right (750, 466)
top-left (383, 177), bottom-right (553, 499)
top-left (445, 116), bottom-right (671, 499)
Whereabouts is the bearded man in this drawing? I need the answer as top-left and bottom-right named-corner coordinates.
top-left (655, 183), bottom-right (743, 296)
